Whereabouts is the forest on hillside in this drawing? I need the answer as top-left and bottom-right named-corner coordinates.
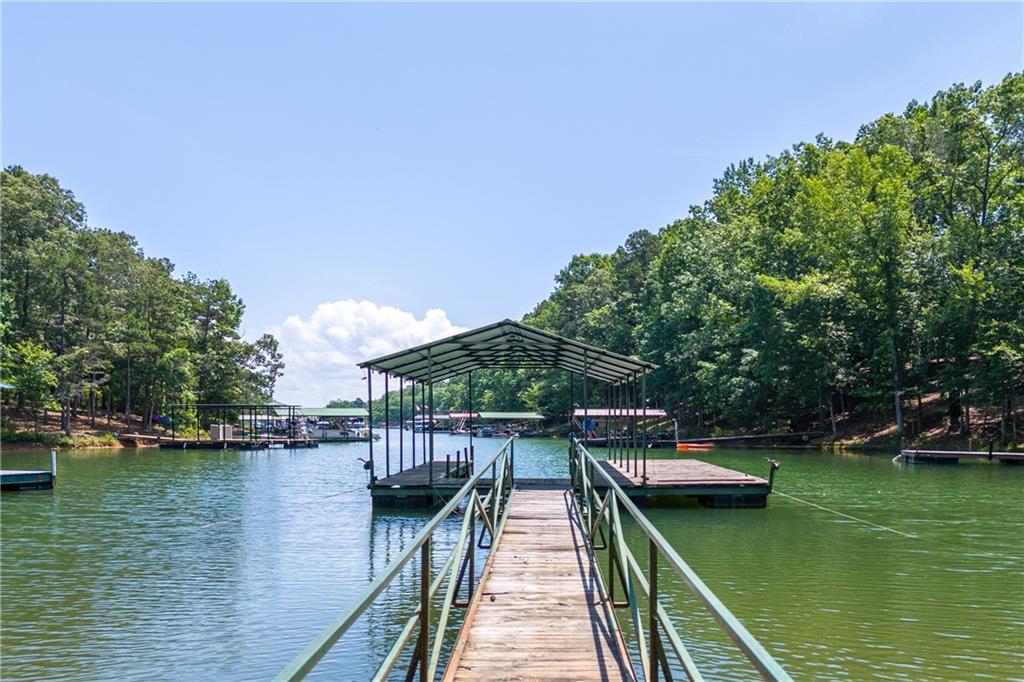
top-left (351, 74), bottom-right (1023, 445)
top-left (4, 74), bottom-right (1021, 446)
top-left (1, 167), bottom-right (285, 437)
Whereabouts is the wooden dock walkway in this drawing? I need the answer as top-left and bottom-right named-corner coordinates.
top-left (444, 489), bottom-right (635, 681)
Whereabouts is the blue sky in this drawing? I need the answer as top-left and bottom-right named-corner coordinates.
top-left (3, 2), bottom-right (1021, 403)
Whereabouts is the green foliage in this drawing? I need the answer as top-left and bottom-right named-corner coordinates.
top-left (0, 166), bottom-right (285, 434)
top-left (0, 428), bottom-right (118, 448)
top-left (523, 73), bottom-right (1023, 440)
top-left (3, 340), bottom-right (58, 424)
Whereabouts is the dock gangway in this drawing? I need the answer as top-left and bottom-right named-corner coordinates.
top-left (276, 437), bottom-right (791, 681)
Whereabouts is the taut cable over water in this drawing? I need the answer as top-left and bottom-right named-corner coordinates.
top-left (772, 489), bottom-right (917, 539)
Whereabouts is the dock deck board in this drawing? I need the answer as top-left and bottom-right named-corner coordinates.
top-left (601, 458), bottom-right (768, 488)
top-left (374, 460), bottom-right (471, 487)
top-left (444, 489), bottom-right (635, 681)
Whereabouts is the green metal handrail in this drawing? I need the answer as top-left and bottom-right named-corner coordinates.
top-left (276, 437), bottom-right (516, 681)
top-left (569, 439), bottom-right (792, 682)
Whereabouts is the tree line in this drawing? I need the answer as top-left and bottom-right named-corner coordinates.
top-left (345, 74), bottom-right (1022, 444)
top-left (1, 166), bottom-right (284, 435)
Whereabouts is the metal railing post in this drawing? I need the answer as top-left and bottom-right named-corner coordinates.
top-left (419, 538), bottom-right (430, 680)
top-left (469, 499), bottom-right (476, 597)
top-left (650, 537), bottom-right (659, 682)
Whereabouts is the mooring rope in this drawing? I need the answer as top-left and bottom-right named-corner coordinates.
top-left (773, 489), bottom-right (917, 539)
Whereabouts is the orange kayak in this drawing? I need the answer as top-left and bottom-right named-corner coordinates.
top-left (676, 443), bottom-right (715, 452)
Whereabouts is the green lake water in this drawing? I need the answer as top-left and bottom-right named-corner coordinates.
top-left (2, 435), bottom-right (1021, 680)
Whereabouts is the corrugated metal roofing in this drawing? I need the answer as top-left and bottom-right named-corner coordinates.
top-left (573, 408), bottom-right (668, 418)
top-left (359, 319), bottom-right (655, 383)
top-left (274, 407), bottom-right (369, 417)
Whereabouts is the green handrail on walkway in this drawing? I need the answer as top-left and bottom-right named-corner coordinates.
top-left (569, 438), bottom-right (792, 682)
top-left (276, 437), bottom-right (516, 681)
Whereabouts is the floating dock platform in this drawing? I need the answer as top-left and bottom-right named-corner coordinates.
top-left (157, 438), bottom-right (319, 450)
top-left (900, 449), bottom-right (1023, 465)
top-left (1, 469), bottom-right (55, 491)
top-left (371, 460), bottom-right (473, 507)
top-left (371, 457), bottom-right (774, 508)
top-left (598, 458), bottom-right (773, 508)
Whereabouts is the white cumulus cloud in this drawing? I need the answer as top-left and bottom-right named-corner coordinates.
top-left (269, 300), bottom-right (467, 406)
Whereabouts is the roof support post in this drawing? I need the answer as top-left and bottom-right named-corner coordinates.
top-left (421, 382), bottom-right (426, 466)
top-left (367, 368), bottom-right (375, 483)
top-left (568, 371), bottom-right (574, 433)
top-left (468, 371), bottom-right (474, 453)
top-left (411, 380), bottom-right (417, 467)
top-left (428, 348), bottom-right (434, 487)
top-left (399, 377), bottom-right (404, 473)
top-left (582, 349), bottom-right (589, 436)
top-left (605, 384), bottom-right (611, 455)
top-left (642, 369), bottom-right (648, 484)
top-left (616, 379), bottom-right (622, 466)
top-left (384, 373), bottom-right (390, 477)
top-left (631, 371), bottom-right (638, 476)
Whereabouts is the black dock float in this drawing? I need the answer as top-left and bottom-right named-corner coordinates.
top-left (900, 449), bottom-right (1024, 465)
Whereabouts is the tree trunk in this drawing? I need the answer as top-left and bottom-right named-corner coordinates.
top-left (828, 392), bottom-right (837, 437)
top-left (1001, 394), bottom-right (1008, 443)
top-left (948, 390), bottom-right (962, 433)
top-left (892, 365), bottom-right (904, 437)
top-left (1013, 394), bottom-right (1019, 443)
top-left (125, 350), bottom-right (132, 428)
top-left (964, 382), bottom-right (971, 436)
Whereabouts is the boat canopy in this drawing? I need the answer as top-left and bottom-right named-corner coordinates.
top-left (359, 319), bottom-right (655, 383)
top-left (572, 408), bottom-right (667, 418)
top-left (478, 411), bottom-right (545, 420)
top-left (274, 407), bottom-right (369, 418)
